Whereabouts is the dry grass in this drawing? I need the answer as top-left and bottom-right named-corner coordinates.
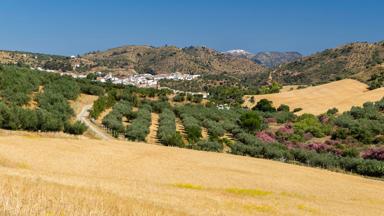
top-left (146, 112), bottom-right (160, 145)
top-left (175, 118), bottom-right (188, 144)
top-left (244, 79), bottom-right (384, 115)
top-left (0, 135), bottom-right (383, 215)
top-left (0, 175), bottom-right (180, 216)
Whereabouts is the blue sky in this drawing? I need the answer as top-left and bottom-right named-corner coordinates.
top-left (0, 0), bottom-right (383, 56)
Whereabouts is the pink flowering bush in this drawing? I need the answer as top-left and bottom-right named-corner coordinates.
top-left (275, 123), bottom-right (295, 142)
top-left (362, 147), bottom-right (384, 161)
top-left (324, 139), bottom-right (341, 146)
top-left (306, 142), bottom-right (330, 152)
top-left (305, 142), bottom-right (342, 156)
top-left (256, 131), bottom-right (276, 143)
top-left (319, 114), bottom-right (330, 124)
top-left (277, 123), bottom-right (294, 134)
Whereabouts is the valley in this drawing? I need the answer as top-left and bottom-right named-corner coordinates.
top-left (0, 41), bottom-right (383, 216)
top-left (2, 1), bottom-right (384, 215)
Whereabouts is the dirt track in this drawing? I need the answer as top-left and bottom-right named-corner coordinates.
top-left (77, 104), bottom-right (111, 140)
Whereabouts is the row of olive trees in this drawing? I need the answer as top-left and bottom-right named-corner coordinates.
top-left (125, 104), bottom-right (152, 141)
top-left (102, 101), bottom-right (131, 137)
top-left (157, 109), bottom-right (184, 147)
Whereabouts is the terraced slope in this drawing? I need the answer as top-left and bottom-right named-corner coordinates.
top-left (244, 79), bottom-right (384, 115)
top-left (0, 135), bottom-right (383, 215)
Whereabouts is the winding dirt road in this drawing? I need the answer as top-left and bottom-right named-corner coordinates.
top-left (77, 105), bottom-right (111, 140)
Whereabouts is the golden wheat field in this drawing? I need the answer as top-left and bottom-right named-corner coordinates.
top-left (244, 79), bottom-right (384, 115)
top-left (0, 135), bottom-right (383, 216)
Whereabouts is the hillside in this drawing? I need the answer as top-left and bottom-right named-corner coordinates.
top-left (225, 50), bottom-right (302, 68)
top-left (0, 50), bottom-right (93, 72)
top-left (251, 51), bottom-right (302, 68)
top-left (83, 45), bottom-right (267, 76)
top-left (243, 79), bottom-right (384, 115)
top-left (0, 135), bottom-right (383, 215)
top-left (273, 41), bottom-right (384, 85)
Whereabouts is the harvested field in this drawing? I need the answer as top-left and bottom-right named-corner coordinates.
top-left (0, 135), bottom-right (383, 215)
top-left (244, 79), bottom-right (384, 115)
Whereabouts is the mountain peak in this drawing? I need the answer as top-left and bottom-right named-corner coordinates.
top-left (225, 49), bottom-right (252, 55)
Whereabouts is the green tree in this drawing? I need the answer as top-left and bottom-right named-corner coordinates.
top-left (239, 112), bottom-right (263, 132)
top-left (253, 99), bottom-right (276, 112)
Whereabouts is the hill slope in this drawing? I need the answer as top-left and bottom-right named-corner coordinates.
top-left (0, 135), bottom-right (383, 215)
top-left (244, 79), bottom-right (384, 115)
top-left (273, 41), bottom-right (384, 85)
top-left (83, 45), bottom-right (267, 76)
top-left (251, 51), bottom-right (302, 68)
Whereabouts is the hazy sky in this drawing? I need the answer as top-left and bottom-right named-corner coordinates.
top-left (1, 0), bottom-right (383, 56)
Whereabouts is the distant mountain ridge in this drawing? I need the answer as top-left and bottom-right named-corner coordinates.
top-left (224, 49), bottom-right (302, 68)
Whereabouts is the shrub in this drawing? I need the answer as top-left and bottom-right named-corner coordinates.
top-left (277, 104), bottom-right (290, 112)
top-left (293, 108), bottom-right (302, 113)
top-left (238, 112), bottom-right (263, 132)
top-left (252, 99), bottom-right (276, 112)
top-left (342, 148), bottom-right (359, 158)
top-left (256, 131), bottom-right (276, 143)
top-left (294, 114), bottom-right (330, 138)
top-left (331, 128), bottom-right (349, 140)
top-left (326, 107), bottom-right (339, 115)
top-left (193, 140), bottom-right (223, 152)
top-left (273, 111), bottom-right (295, 124)
top-left (64, 121), bottom-right (88, 135)
top-left (356, 160), bottom-right (384, 177)
top-left (362, 147), bottom-right (384, 161)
